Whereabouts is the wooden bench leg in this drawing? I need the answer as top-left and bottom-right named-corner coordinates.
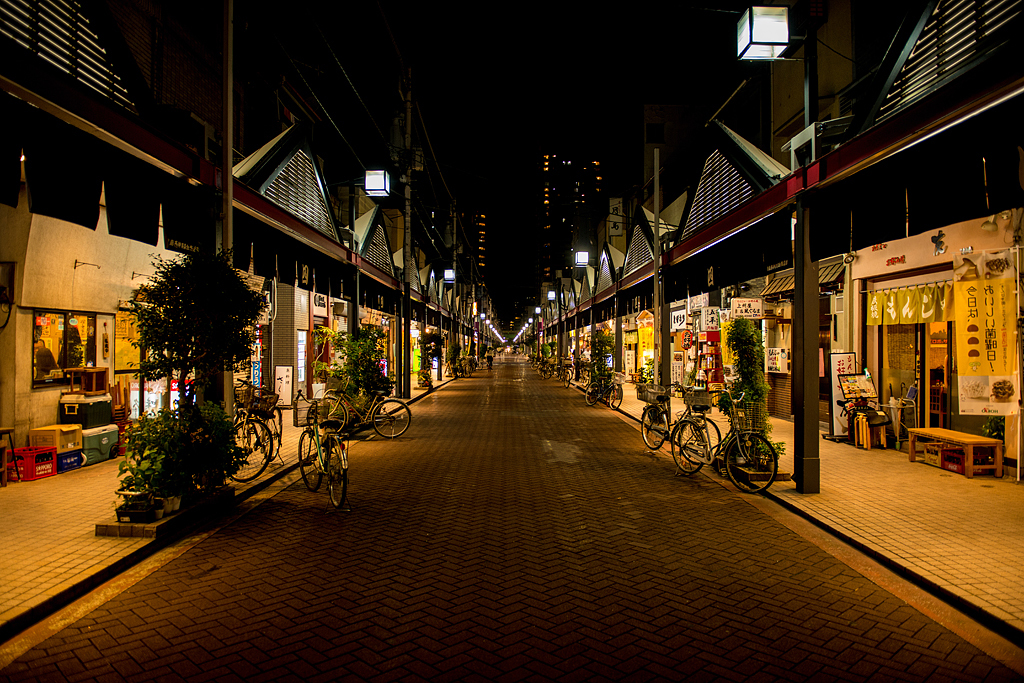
top-left (965, 445), bottom-right (974, 478)
top-left (908, 433), bottom-right (917, 462)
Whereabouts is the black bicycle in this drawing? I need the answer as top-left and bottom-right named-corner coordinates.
top-left (585, 372), bottom-right (625, 408)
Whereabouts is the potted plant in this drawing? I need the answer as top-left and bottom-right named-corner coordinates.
top-left (116, 444), bottom-right (164, 523)
top-left (125, 250), bottom-right (265, 506)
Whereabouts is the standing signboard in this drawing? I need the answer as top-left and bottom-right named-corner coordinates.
top-left (828, 352), bottom-right (857, 437)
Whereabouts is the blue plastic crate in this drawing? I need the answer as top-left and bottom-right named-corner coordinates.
top-left (56, 449), bottom-right (84, 474)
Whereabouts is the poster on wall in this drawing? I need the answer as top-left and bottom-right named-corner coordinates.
top-left (766, 348), bottom-right (788, 373)
top-left (953, 250), bottom-right (1018, 415)
top-left (275, 366), bottom-right (293, 408)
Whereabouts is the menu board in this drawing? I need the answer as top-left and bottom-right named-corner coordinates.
top-left (838, 373), bottom-right (878, 400)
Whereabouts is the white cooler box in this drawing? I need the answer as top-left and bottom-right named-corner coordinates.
top-left (82, 424), bottom-right (120, 466)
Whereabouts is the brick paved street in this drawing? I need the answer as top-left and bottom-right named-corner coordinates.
top-left (1, 357), bottom-right (1022, 682)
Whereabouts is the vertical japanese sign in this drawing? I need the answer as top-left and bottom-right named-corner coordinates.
top-left (829, 352), bottom-right (857, 435)
top-left (953, 250), bottom-right (1018, 415)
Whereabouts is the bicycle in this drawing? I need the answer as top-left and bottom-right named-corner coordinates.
top-left (323, 384), bottom-right (412, 439)
top-left (295, 391), bottom-right (350, 510)
top-left (230, 380), bottom-right (280, 483)
top-left (640, 383), bottom-right (722, 456)
top-left (585, 372), bottom-right (624, 408)
top-left (674, 387), bottom-right (778, 493)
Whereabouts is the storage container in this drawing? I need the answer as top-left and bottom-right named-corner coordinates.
top-left (57, 449), bottom-right (85, 473)
top-left (29, 424), bottom-right (83, 453)
top-left (59, 394), bottom-right (112, 429)
top-left (82, 424), bottom-right (119, 466)
top-left (9, 447), bottom-right (57, 481)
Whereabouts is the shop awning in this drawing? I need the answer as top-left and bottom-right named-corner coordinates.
top-left (761, 260), bottom-right (845, 297)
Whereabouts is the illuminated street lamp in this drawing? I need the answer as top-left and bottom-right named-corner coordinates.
top-left (737, 6), bottom-right (789, 60)
top-left (364, 169), bottom-right (391, 197)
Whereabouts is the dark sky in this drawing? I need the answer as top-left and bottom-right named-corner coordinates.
top-left (267, 2), bottom-right (753, 327)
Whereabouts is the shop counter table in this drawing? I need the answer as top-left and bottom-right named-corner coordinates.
top-left (907, 427), bottom-right (1002, 478)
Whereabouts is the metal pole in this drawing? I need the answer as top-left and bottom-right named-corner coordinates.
top-left (653, 148), bottom-right (661, 386)
top-left (221, 0), bottom-right (234, 411)
top-left (794, 199), bottom-right (820, 493)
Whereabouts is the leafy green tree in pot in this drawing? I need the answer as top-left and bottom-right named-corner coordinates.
top-left (591, 330), bottom-right (615, 383)
top-left (718, 318), bottom-right (782, 454)
top-left (126, 250), bottom-right (265, 500)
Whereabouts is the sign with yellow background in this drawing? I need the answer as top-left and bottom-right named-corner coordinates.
top-left (953, 250), bottom-right (1017, 415)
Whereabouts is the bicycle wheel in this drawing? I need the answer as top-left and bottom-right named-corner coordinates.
top-left (372, 399), bottom-right (412, 438)
top-left (703, 416), bottom-right (722, 458)
top-left (563, 367), bottom-right (572, 388)
top-left (585, 382), bottom-right (600, 406)
top-left (723, 432), bottom-right (778, 493)
top-left (324, 392), bottom-right (351, 428)
top-left (298, 429), bottom-right (322, 492)
top-left (609, 384), bottom-right (623, 409)
top-left (327, 437), bottom-right (348, 509)
top-left (672, 419), bottom-right (708, 474)
top-left (641, 406), bottom-right (669, 449)
top-left (231, 419), bottom-right (272, 482)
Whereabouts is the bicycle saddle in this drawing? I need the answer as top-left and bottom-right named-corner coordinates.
top-left (655, 394), bottom-right (670, 403)
top-left (321, 419), bottom-right (344, 431)
top-left (690, 404), bottom-right (711, 413)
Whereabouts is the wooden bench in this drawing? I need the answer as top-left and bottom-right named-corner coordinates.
top-left (908, 427), bottom-right (1003, 478)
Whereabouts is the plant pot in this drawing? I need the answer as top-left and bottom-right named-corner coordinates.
top-left (116, 507), bottom-right (157, 524)
top-left (154, 506), bottom-right (164, 520)
top-left (168, 495), bottom-right (182, 512)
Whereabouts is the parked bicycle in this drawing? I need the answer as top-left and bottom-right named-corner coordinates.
top-left (295, 390), bottom-right (350, 510)
top-left (641, 383), bottom-right (722, 455)
top-left (323, 383), bottom-right (412, 439)
top-left (230, 379), bottom-right (282, 483)
top-left (674, 387), bottom-right (779, 493)
top-left (585, 371), bottom-right (625, 408)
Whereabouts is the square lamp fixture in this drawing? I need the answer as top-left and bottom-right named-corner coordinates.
top-left (548, 290), bottom-right (556, 301)
top-left (364, 169), bottom-right (391, 197)
top-left (575, 250), bottom-right (589, 266)
top-left (737, 6), bottom-right (789, 60)
top-left (443, 268), bottom-right (455, 283)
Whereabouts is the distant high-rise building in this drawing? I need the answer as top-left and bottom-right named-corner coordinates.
top-left (474, 213), bottom-right (486, 276)
top-left (539, 154), bottom-right (602, 284)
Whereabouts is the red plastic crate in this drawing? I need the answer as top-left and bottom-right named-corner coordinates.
top-left (9, 447), bottom-right (57, 481)
top-left (941, 449), bottom-right (965, 475)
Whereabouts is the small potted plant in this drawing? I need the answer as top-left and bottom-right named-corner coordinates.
top-left (417, 366), bottom-right (433, 390)
top-left (116, 445), bottom-right (164, 523)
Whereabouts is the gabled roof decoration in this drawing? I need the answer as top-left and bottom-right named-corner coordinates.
top-left (233, 124), bottom-right (338, 241)
top-left (623, 221), bottom-right (654, 277)
top-left (363, 221), bottom-right (395, 279)
top-left (681, 122), bottom-right (789, 242)
top-left (876, 0), bottom-right (1023, 125)
top-left (683, 151), bottom-right (754, 238)
top-left (596, 248), bottom-right (615, 294)
top-left (1, 0), bottom-right (136, 112)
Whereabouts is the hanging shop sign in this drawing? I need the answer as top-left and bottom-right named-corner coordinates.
top-left (312, 291), bottom-right (328, 318)
top-left (867, 282), bottom-right (952, 325)
top-left (688, 292), bottom-right (709, 310)
top-left (623, 330), bottom-right (639, 344)
top-left (670, 309), bottom-right (687, 330)
top-left (681, 329), bottom-right (694, 350)
top-left (701, 307), bottom-right (720, 331)
top-left (730, 298), bottom-right (763, 319)
top-left (953, 250), bottom-right (1018, 415)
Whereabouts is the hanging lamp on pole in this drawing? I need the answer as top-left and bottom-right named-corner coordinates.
top-left (736, 6), bottom-right (789, 60)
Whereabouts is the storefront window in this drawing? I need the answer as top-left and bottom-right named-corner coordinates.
top-left (33, 310), bottom-right (96, 386)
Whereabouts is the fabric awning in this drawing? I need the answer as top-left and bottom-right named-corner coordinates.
top-left (762, 261), bottom-right (846, 297)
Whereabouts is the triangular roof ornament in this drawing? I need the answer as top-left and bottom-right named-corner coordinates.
top-left (233, 123), bottom-right (339, 241)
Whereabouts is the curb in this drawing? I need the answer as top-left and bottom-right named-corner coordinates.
top-left (761, 488), bottom-right (1024, 649)
top-left (0, 384), bottom-right (448, 645)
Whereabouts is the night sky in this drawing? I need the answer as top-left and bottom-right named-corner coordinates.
top-left (258, 2), bottom-right (769, 328)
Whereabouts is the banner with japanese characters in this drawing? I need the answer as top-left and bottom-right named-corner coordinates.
top-left (953, 250), bottom-right (1018, 415)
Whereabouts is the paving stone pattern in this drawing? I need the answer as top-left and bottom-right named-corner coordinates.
top-left (0, 359), bottom-right (1017, 682)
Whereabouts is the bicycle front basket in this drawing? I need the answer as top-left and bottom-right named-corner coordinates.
top-left (730, 400), bottom-right (767, 432)
top-left (683, 389), bottom-right (713, 409)
top-left (637, 383), bottom-right (669, 404)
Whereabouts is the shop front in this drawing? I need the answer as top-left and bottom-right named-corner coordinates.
top-left (855, 216), bottom-right (1020, 462)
